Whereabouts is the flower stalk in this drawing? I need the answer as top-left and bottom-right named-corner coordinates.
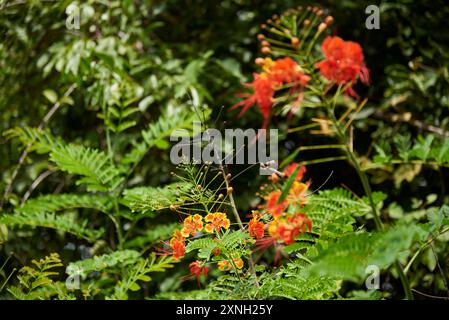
top-left (324, 94), bottom-right (413, 300)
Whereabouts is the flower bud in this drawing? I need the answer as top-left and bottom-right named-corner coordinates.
top-left (318, 22), bottom-right (327, 32)
top-left (255, 57), bottom-right (265, 66)
top-left (261, 40), bottom-right (270, 47)
top-left (269, 172), bottom-right (280, 183)
top-left (303, 19), bottom-right (310, 26)
top-left (291, 37), bottom-right (300, 47)
top-left (261, 47), bottom-right (271, 54)
top-left (325, 16), bottom-right (334, 26)
top-left (257, 33), bottom-right (265, 40)
top-left (227, 187), bottom-right (233, 194)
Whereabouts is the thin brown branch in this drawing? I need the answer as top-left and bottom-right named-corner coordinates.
top-left (0, 84), bottom-right (76, 211)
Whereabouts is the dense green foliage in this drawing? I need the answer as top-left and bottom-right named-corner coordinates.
top-left (1, 0), bottom-right (448, 300)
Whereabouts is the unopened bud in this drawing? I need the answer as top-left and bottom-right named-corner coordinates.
top-left (303, 19), bottom-right (310, 26)
top-left (291, 37), bottom-right (299, 47)
top-left (261, 40), bottom-right (270, 47)
top-left (257, 33), bottom-right (265, 40)
top-left (227, 187), bottom-right (233, 194)
top-left (260, 24), bottom-right (267, 29)
top-left (261, 46), bottom-right (271, 54)
top-left (318, 22), bottom-right (327, 32)
top-left (170, 204), bottom-right (180, 212)
top-left (255, 57), bottom-right (265, 66)
top-left (269, 172), bottom-right (280, 183)
top-left (325, 16), bottom-right (334, 26)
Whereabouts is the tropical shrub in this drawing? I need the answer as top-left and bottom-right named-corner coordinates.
top-left (1, 1), bottom-right (448, 300)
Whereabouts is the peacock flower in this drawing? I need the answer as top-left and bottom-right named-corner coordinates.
top-left (189, 261), bottom-right (209, 278)
top-left (231, 57), bottom-right (310, 128)
top-left (181, 214), bottom-right (203, 237)
top-left (169, 230), bottom-right (186, 260)
top-left (233, 257), bottom-right (244, 269)
top-left (265, 191), bottom-right (288, 218)
top-left (230, 73), bottom-right (274, 129)
top-left (315, 36), bottom-right (369, 97)
top-left (204, 212), bottom-right (231, 233)
top-left (218, 259), bottom-right (231, 271)
top-left (287, 181), bottom-right (310, 206)
top-left (268, 57), bottom-right (311, 87)
top-left (268, 212), bottom-right (312, 245)
top-left (248, 218), bottom-right (265, 239)
top-left (282, 163), bottom-right (307, 181)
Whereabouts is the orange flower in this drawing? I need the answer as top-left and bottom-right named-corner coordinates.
top-left (265, 191), bottom-right (288, 218)
top-left (231, 57), bottom-right (310, 128)
top-left (282, 163), bottom-right (307, 181)
top-left (230, 73), bottom-right (274, 129)
top-left (169, 230), bottom-right (186, 260)
top-left (287, 181), bottom-right (309, 206)
top-left (181, 214), bottom-right (203, 237)
top-left (189, 261), bottom-right (209, 278)
top-left (248, 219), bottom-right (265, 239)
top-left (204, 212), bottom-right (231, 233)
top-left (218, 260), bottom-right (231, 271)
top-left (268, 213), bottom-right (312, 245)
top-left (233, 257), bottom-right (244, 269)
top-left (212, 247), bottom-right (221, 256)
top-left (316, 36), bottom-right (369, 97)
top-left (268, 57), bottom-right (311, 86)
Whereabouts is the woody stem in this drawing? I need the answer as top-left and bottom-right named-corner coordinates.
top-left (325, 97), bottom-right (413, 300)
top-left (220, 166), bottom-right (260, 288)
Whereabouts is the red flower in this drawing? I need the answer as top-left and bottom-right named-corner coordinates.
top-left (248, 219), bottom-right (265, 239)
top-left (230, 73), bottom-right (274, 129)
top-left (169, 230), bottom-right (186, 260)
top-left (268, 212), bottom-right (312, 245)
top-left (189, 261), bottom-right (209, 278)
top-left (269, 57), bottom-right (311, 86)
top-left (316, 36), bottom-right (369, 96)
top-left (282, 163), bottom-right (307, 181)
top-left (265, 191), bottom-right (288, 218)
top-left (231, 57), bottom-right (310, 128)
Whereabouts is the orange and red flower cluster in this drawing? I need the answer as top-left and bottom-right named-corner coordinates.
top-left (217, 257), bottom-right (244, 271)
top-left (262, 163), bottom-right (313, 245)
top-left (189, 261), bottom-right (209, 278)
top-left (316, 36), bottom-right (369, 97)
top-left (204, 212), bottom-right (231, 233)
top-left (231, 57), bottom-right (311, 128)
top-left (248, 211), bottom-right (265, 239)
top-left (168, 212), bottom-right (230, 262)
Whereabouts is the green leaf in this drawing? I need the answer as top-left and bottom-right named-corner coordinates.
top-left (43, 89), bottom-right (58, 104)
